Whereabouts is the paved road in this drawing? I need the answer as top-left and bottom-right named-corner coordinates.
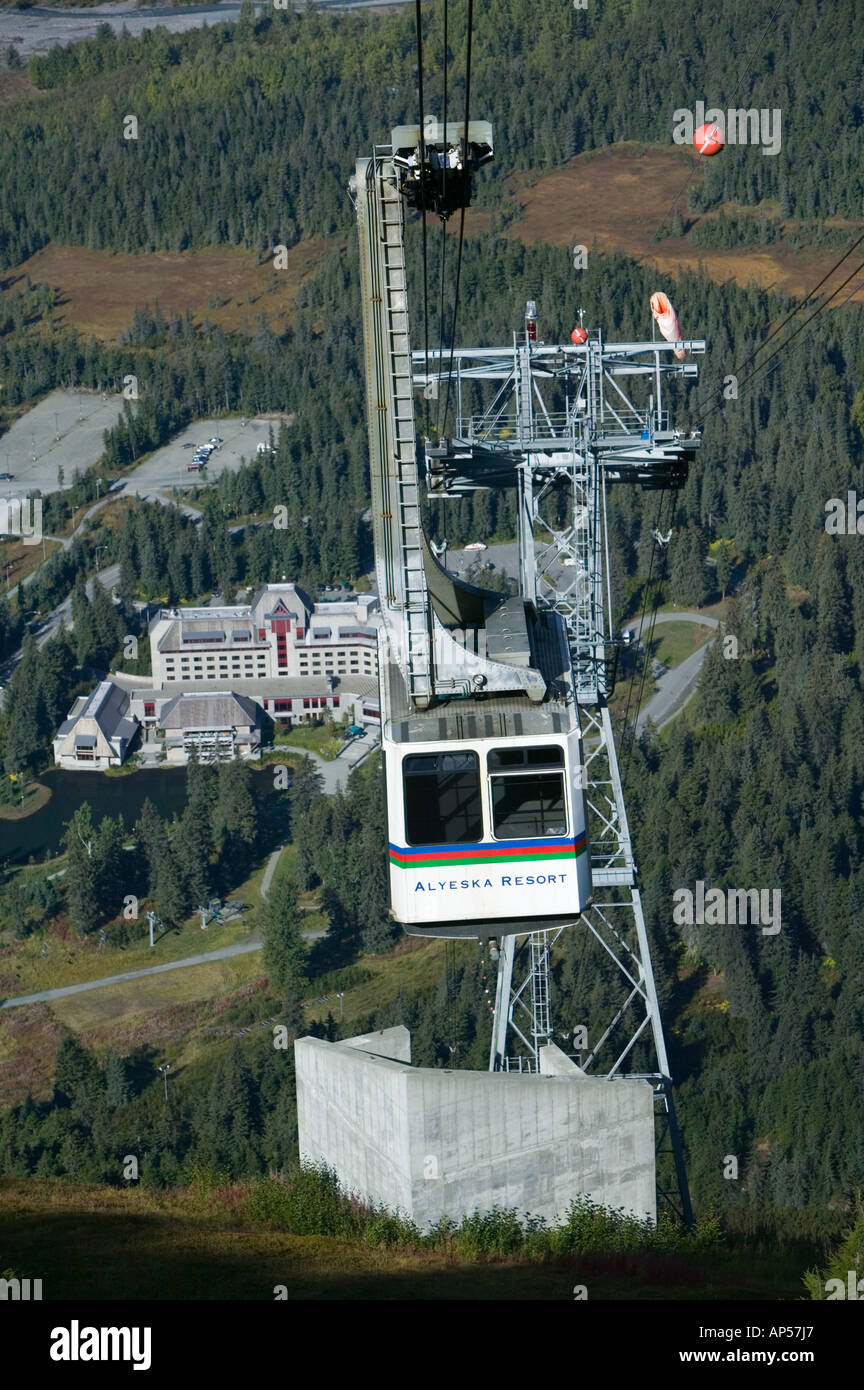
top-left (627, 610), bottom-right (720, 640)
top-left (0, 938), bottom-right (264, 1012)
top-left (296, 734), bottom-right (380, 794)
top-left (260, 845), bottom-right (284, 901)
top-left (632, 611), bottom-right (720, 733)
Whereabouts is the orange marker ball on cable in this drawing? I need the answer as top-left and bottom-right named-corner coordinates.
top-left (693, 123), bottom-right (723, 156)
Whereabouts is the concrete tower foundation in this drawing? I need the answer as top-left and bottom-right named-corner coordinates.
top-left (295, 1027), bottom-right (655, 1231)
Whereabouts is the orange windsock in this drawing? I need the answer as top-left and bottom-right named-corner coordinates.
top-left (650, 291), bottom-right (687, 360)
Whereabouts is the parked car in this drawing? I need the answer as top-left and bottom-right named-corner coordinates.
top-left (464, 540), bottom-right (487, 551)
top-left (0, 471), bottom-right (13, 480)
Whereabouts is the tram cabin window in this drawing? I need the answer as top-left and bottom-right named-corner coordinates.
top-left (403, 752), bottom-right (483, 845)
top-left (488, 745), bottom-right (567, 839)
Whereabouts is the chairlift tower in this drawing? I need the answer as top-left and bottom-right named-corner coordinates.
top-left (352, 125), bottom-right (703, 1227)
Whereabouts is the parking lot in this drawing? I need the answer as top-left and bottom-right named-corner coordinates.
top-left (122, 416), bottom-right (285, 501)
top-left (0, 390), bottom-right (127, 499)
top-left (0, 393), bottom-right (287, 507)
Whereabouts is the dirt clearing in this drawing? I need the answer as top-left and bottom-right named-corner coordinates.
top-left (3, 239), bottom-right (344, 341)
top-left (507, 143), bottom-right (864, 304)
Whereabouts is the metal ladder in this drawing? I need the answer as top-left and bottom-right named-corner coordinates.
top-left (378, 161), bottom-right (432, 707)
top-left (529, 932), bottom-right (553, 1052)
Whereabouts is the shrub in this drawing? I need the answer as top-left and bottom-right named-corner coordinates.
top-left (243, 1165), bottom-right (360, 1238)
top-left (363, 1210), bottom-right (419, 1249)
top-left (803, 1196), bottom-right (863, 1300)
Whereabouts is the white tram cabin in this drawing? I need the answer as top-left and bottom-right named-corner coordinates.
top-left (374, 535), bottom-right (592, 939)
top-left (383, 721), bottom-right (591, 939)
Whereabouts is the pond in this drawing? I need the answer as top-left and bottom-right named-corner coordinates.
top-left (0, 766), bottom-right (283, 867)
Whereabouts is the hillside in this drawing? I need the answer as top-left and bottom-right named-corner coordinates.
top-left (6, 145), bottom-right (863, 345)
top-left (0, 1177), bottom-right (813, 1301)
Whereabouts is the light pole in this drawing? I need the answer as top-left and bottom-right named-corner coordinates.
top-left (157, 1063), bottom-right (171, 1103)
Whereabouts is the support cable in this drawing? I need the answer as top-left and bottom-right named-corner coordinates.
top-left (618, 485), bottom-right (666, 744)
top-left (658, 1), bottom-right (788, 243)
top-left (622, 487), bottom-right (677, 783)
top-left (442, 0), bottom-right (473, 438)
top-left (693, 254), bottom-right (864, 428)
top-left (435, 0), bottom-right (449, 434)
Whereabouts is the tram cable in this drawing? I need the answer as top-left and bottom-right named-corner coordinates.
top-left (755, 271), bottom-right (864, 391)
top-left (434, 0), bottom-right (449, 435)
top-left (692, 250), bottom-right (864, 428)
top-left (659, 0), bottom-right (787, 246)
top-left (615, 1), bottom-right (790, 759)
top-left (626, 487), bottom-right (679, 778)
top-left (415, 0), bottom-right (431, 435)
top-left (619, 486), bottom-right (675, 777)
top-left (441, 0), bottom-right (474, 439)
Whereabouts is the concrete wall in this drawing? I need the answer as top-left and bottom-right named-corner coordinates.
top-left (296, 1034), bottom-right (413, 1218)
top-left (295, 1030), bottom-right (655, 1231)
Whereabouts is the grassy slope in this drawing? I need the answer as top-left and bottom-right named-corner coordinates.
top-left (0, 1179), bottom-right (812, 1301)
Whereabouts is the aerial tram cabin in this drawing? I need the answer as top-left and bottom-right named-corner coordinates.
top-left (380, 583), bottom-right (591, 940)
